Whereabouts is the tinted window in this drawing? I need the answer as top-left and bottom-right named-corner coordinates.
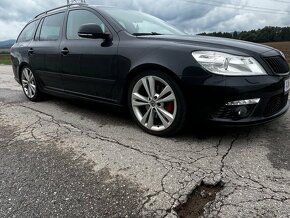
top-left (17, 20), bottom-right (39, 43)
top-left (40, 13), bottom-right (64, 41)
top-left (67, 10), bottom-right (106, 40)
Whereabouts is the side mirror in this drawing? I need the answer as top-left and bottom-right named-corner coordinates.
top-left (78, 23), bottom-right (112, 40)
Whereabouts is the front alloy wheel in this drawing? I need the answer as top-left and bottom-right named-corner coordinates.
top-left (129, 71), bottom-right (186, 136)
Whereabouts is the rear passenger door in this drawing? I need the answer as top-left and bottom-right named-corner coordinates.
top-left (29, 12), bottom-right (65, 91)
top-left (11, 19), bottom-right (39, 77)
top-left (60, 9), bottom-right (118, 100)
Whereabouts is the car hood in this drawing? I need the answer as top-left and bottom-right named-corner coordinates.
top-left (138, 35), bottom-right (274, 55)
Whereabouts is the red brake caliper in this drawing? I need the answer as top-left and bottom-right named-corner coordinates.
top-left (164, 102), bottom-right (174, 113)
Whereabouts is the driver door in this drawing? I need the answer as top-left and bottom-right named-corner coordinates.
top-left (60, 9), bottom-right (118, 99)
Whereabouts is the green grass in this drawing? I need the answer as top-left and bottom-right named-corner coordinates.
top-left (0, 54), bottom-right (11, 65)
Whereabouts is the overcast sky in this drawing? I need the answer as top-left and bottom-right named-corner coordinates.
top-left (0, 0), bottom-right (289, 41)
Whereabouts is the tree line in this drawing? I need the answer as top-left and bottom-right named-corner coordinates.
top-left (198, 26), bottom-right (290, 43)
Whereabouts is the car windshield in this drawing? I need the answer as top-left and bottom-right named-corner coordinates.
top-left (101, 7), bottom-right (185, 36)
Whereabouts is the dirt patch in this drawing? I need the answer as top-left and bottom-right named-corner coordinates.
top-left (175, 182), bottom-right (224, 218)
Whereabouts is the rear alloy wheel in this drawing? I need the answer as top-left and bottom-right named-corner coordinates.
top-left (21, 66), bottom-right (41, 101)
top-left (129, 71), bottom-right (186, 136)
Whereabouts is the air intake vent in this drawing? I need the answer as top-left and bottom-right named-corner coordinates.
top-left (264, 94), bottom-right (288, 117)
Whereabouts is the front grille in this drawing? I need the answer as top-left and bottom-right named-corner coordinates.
top-left (263, 56), bottom-right (289, 75)
top-left (264, 94), bottom-right (288, 117)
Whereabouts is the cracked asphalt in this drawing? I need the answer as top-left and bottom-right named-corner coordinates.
top-left (0, 65), bottom-right (290, 217)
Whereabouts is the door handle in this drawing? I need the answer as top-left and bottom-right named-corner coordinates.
top-left (61, 48), bottom-right (69, 56)
top-left (28, 48), bottom-right (34, 55)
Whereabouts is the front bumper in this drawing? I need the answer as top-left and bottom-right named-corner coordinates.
top-left (181, 74), bottom-right (290, 125)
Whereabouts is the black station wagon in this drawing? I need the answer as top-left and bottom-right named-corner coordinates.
top-left (11, 3), bottom-right (290, 136)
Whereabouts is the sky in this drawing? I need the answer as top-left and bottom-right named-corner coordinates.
top-left (0, 0), bottom-right (289, 41)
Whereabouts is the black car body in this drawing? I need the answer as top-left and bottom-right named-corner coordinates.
top-left (11, 3), bottom-right (290, 136)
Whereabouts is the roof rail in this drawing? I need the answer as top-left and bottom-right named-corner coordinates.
top-left (34, 3), bottom-right (87, 18)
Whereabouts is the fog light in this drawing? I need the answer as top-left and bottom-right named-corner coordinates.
top-left (226, 98), bottom-right (260, 106)
top-left (235, 106), bottom-right (249, 118)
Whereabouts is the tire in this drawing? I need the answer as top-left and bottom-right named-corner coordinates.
top-left (128, 70), bottom-right (187, 136)
top-left (20, 66), bottom-right (42, 102)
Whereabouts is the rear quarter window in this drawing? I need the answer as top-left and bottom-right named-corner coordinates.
top-left (17, 20), bottom-right (39, 43)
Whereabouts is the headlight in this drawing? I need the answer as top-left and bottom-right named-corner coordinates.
top-left (192, 51), bottom-right (267, 76)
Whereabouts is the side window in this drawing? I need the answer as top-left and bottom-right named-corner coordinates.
top-left (17, 20), bottom-right (39, 43)
top-left (40, 13), bottom-right (64, 41)
top-left (67, 10), bottom-right (107, 40)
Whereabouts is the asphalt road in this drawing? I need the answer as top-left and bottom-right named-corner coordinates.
top-left (0, 65), bottom-right (290, 218)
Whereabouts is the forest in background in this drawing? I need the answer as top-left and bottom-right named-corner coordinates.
top-left (198, 26), bottom-right (290, 43)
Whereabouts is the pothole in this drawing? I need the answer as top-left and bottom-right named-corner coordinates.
top-left (175, 182), bottom-right (224, 218)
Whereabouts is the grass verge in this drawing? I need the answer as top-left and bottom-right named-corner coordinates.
top-left (0, 54), bottom-right (11, 65)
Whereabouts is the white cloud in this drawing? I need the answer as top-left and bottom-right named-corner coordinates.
top-left (0, 20), bottom-right (26, 40)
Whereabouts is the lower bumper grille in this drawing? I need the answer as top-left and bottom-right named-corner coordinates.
top-left (212, 105), bottom-right (255, 120)
top-left (212, 106), bottom-right (234, 119)
top-left (264, 94), bottom-right (289, 117)
top-left (212, 94), bottom-right (289, 120)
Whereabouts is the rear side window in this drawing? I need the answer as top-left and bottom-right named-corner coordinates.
top-left (67, 10), bottom-right (106, 40)
top-left (17, 20), bottom-right (38, 43)
top-left (40, 13), bottom-right (65, 41)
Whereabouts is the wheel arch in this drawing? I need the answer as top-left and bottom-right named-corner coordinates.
top-left (121, 63), bottom-right (183, 105)
top-left (18, 62), bottom-right (30, 83)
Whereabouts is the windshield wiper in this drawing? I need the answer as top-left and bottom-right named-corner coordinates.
top-left (132, 32), bottom-right (163, 36)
